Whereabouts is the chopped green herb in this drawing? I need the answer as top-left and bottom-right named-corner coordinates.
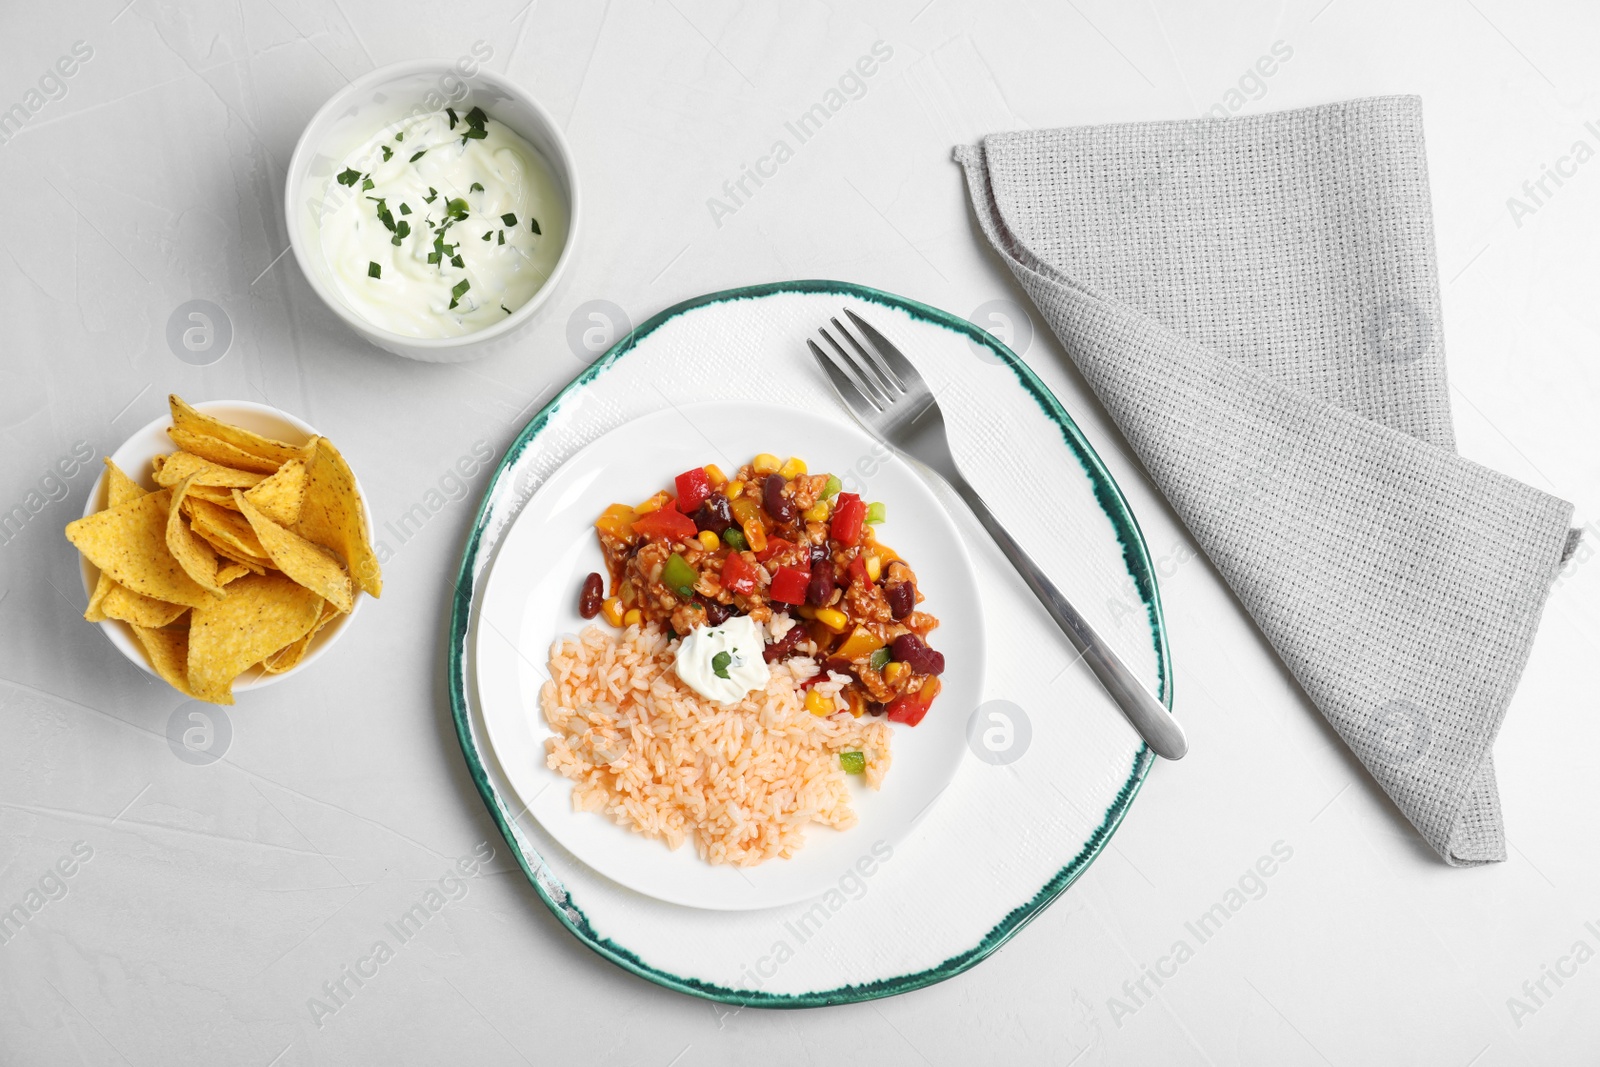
top-left (501, 304), bottom-right (512, 315)
top-left (395, 131), bottom-right (404, 142)
top-left (423, 187), bottom-right (438, 203)
top-left (380, 145), bottom-right (393, 162)
top-left (839, 751), bottom-right (866, 775)
top-left (461, 105), bottom-right (488, 142)
top-left (409, 150), bottom-right (426, 163)
top-left (399, 202), bottom-right (411, 215)
top-left (448, 278), bottom-right (471, 309)
top-left (529, 217), bottom-right (541, 235)
top-left (497, 229), bottom-right (505, 245)
top-left (482, 230), bottom-right (493, 241)
top-left (361, 177), bottom-right (374, 192)
top-left (711, 651), bottom-right (732, 679)
top-left (372, 198), bottom-right (396, 232)
top-left (446, 107), bottom-right (459, 129)
top-left (427, 252), bottom-right (441, 264)
top-left (450, 254), bottom-right (465, 269)
top-left (868, 647), bottom-right (891, 671)
top-left (470, 181), bottom-right (484, 193)
top-left (500, 212), bottom-right (517, 226)
top-left (391, 220), bottom-right (411, 246)
top-left (336, 168), bottom-right (361, 186)
top-left (367, 261), bottom-right (381, 279)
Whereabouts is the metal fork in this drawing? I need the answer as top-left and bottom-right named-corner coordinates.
top-left (807, 309), bottom-right (1188, 760)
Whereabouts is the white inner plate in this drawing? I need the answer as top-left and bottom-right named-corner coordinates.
top-left (475, 401), bottom-right (984, 910)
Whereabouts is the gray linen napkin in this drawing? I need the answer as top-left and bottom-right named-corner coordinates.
top-left (955, 96), bottom-right (1575, 865)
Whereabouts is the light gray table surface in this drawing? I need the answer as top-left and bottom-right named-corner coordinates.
top-left (1, 1), bottom-right (1596, 1063)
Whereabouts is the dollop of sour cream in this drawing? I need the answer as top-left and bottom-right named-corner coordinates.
top-left (318, 107), bottom-right (567, 337)
top-left (675, 616), bottom-right (770, 705)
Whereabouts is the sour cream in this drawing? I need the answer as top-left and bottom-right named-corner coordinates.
top-left (675, 616), bottom-right (771, 705)
top-left (318, 106), bottom-right (567, 337)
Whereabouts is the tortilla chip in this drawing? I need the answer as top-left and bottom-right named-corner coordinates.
top-left (295, 437), bottom-right (381, 598)
top-left (166, 427), bottom-right (283, 475)
top-left (216, 561), bottom-right (251, 585)
top-left (169, 395), bottom-right (304, 470)
top-left (185, 483), bottom-right (244, 510)
top-left (166, 476), bottom-right (228, 597)
top-left (130, 625), bottom-right (197, 699)
top-left (85, 459), bottom-right (148, 622)
top-left (100, 585), bottom-right (188, 627)
top-left (187, 573), bottom-right (321, 703)
top-left (207, 540), bottom-right (269, 574)
top-left (235, 491), bottom-right (353, 613)
top-left (65, 491), bottom-right (215, 609)
top-left (262, 599), bottom-right (337, 674)
top-left (152, 450), bottom-right (265, 490)
top-left (186, 497), bottom-right (269, 560)
top-left (243, 458), bottom-right (307, 527)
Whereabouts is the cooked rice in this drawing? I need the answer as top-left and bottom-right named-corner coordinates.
top-left (541, 623), bottom-right (892, 866)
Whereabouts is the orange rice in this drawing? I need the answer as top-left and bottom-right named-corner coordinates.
top-left (541, 623), bottom-right (893, 866)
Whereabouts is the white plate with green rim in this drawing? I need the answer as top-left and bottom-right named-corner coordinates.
top-left (449, 280), bottom-right (1172, 1005)
top-left (474, 402), bottom-right (985, 910)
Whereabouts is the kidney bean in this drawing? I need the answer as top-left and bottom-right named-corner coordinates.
top-left (806, 560), bottom-right (835, 606)
top-left (699, 597), bottom-right (734, 627)
top-left (891, 633), bottom-right (944, 676)
top-left (693, 492), bottom-right (733, 534)
top-left (578, 572), bottom-right (604, 618)
top-left (763, 623), bottom-right (805, 663)
top-left (885, 580), bottom-right (915, 620)
top-left (823, 656), bottom-right (855, 678)
top-left (763, 473), bottom-right (796, 525)
top-left (810, 542), bottom-right (829, 565)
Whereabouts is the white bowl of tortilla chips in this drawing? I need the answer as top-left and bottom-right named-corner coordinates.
top-left (67, 396), bottom-right (382, 704)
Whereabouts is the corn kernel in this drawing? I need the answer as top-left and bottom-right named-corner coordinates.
top-left (804, 689), bottom-right (834, 717)
top-left (815, 607), bottom-right (849, 632)
top-left (704, 464), bottom-right (727, 487)
top-left (779, 456), bottom-right (807, 479)
top-left (864, 553), bottom-right (882, 582)
top-left (884, 661), bottom-right (908, 684)
top-left (752, 453), bottom-right (781, 475)
top-left (741, 517), bottom-right (767, 554)
top-left (601, 597), bottom-right (624, 627)
top-left (725, 479), bottom-right (746, 500)
top-left (622, 608), bottom-right (641, 627)
top-left (697, 530), bottom-right (721, 551)
top-left (802, 501), bottom-right (831, 523)
top-left (796, 604), bottom-right (817, 620)
top-left (844, 689), bottom-right (865, 718)
top-left (619, 580), bottom-right (636, 606)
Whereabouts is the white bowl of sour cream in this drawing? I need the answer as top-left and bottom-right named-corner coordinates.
top-left (285, 60), bottom-right (579, 362)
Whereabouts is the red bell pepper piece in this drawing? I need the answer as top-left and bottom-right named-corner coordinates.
top-left (885, 694), bottom-right (930, 726)
top-left (768, 565), bottom-right (809, 604)
top-left (720, 551), bottom-right (759, 596)
top-left (631, 507), bottom-right (697, 542)
top-left (831, 493), bottom-right (866, 546)
top-left (755, 536), bottom-right (791, 563)
top-left (846, 553), bottom-right (867, 586)
top-left (675, 468), bottom-right (712, 512)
